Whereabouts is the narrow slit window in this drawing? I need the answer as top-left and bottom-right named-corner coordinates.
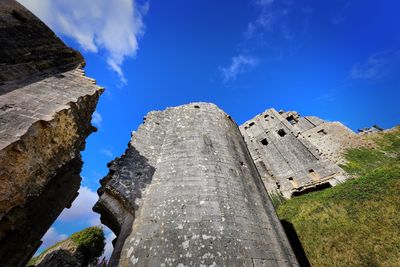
top-left (317, 129), bottom-right (327, 135)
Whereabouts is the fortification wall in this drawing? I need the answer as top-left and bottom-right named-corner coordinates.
top-left (0, 1), bottom-right (103, 266)
top-left (300, 121), bottom-right (367, 165)
top-left (240, 109), bottom-right (346, 199)
top-left (95, 103), bottom-right (299, 267)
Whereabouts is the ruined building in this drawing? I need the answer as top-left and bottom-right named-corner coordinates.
top-left (94, 104), bottom-right (362, 265)
top-left (0, 1), bottom-right (373, 266)
top-left (240, 108), bottom-right (350, 198)
top-left (94, 103), bottom-right (299, 266)
top-left (0, 1), bottom-right (103, 266)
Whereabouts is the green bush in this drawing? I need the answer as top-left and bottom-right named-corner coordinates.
top-left (29, 226), bottom-right (105, 266)
top-left (71, 226), bottom-right (105, 266)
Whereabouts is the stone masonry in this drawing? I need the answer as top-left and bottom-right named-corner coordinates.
top-left (0, 0), bottom-right (387, 265)
top-left (94, 103), bottom-right (299, 267)
top-left (0, 1), bottom-right (103, 266)
top-left (240, 108), bottom-right (348, 199)
top-left (282, 110), bottom-right (368, 165)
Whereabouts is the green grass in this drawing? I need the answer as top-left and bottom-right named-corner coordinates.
top-left (29, 226), bottom-right (105, 266)
top-left (70, 226), bottom-right (105, 265)
top-left (277, 127), bottom-right (400, 267)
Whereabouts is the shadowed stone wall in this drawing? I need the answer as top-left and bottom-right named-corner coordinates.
top-left (0, 0), bottom-right (82, 87)
top-left (95, 103), bottom-right (299, 266)
top-left (0, 1), bottom-right (103, 266)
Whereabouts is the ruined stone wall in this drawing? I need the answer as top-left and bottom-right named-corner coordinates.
top-left (0, 1), bottom-right (103, 266)
top-left (95, 103), bottom-right (299, 267)
top-left (0, 0), bottom-right (83, 86)
top-left (300, 121), bottom-right (371, 165)
top-left (240, 109), bottom-right (346, 199)
top-left (279, 110), bottom-right (375, 165)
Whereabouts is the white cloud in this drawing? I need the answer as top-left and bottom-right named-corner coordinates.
top-left (351, 50), bottom-right (400, 80)
top-left (103, 230), bottom-right (117, 260)
top-left (101, 149), bottom-right (114, 158)
top-left (17, 0), bottom-right (147, 83)
top-left (244, 0), bottom-right (279, 40)
top-left (331, 1), bottom-right (350, 25)
top-left (40, 227), bottom-right (68, 250)
top-left (92, 111), bottom-right (103, 127)
top-left (58, 186), bottom-right (100, 226)
top-left (245, 11), bottom-right (275, 39)
top-left (220, 55), bottom-right (259, 82)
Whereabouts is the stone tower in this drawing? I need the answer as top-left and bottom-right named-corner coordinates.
top-left (0, 1), bottom-right (103, 266)
top-left (94, 103), bottom-right (299, 266)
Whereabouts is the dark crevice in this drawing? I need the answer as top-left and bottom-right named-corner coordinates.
top-left (291, 182), bottom-right (332, 197)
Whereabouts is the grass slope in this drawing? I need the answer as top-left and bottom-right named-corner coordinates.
top-left (29, 226), bottom-right (105, 266)
top-left (277, 127), bottom-right (400, 267)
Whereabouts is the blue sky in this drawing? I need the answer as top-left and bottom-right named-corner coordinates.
top-left (19, 0), bottom-right (400, 257)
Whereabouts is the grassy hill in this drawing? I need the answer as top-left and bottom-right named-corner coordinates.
top-left (29, 226), bottom-right (105, 266)
top-left (277, 127), bottom-right (400, 267)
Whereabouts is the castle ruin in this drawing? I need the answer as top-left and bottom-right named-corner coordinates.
top-left (94, 103), bottom-right (299, 266)
top-left (0, 1), bottom-right (379, 266)
top-left (240, 108), bottom-right (351, 198)
top-left (0, 1), bottom-right (103, 266)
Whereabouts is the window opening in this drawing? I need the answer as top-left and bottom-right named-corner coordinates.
top-left (287, 177), bottom-right (298, 188)
top-left (308, 169), bottom-right (321, 181)
top-left (286, 115), bottom-right (298, 125)
top-left (261, 138), bottom-right (269, 146)
top-left (277, 129), bottom-right (286, 137)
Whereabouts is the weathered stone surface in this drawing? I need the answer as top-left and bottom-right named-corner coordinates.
top-left (300, 119), bottom-right (375, 165)
top-left (358, 125), bottom-right (384, 135)
top-left (0, 157), bottom-right (81, 266)
top-left (34, 249), bottom-right (81, 267)
top-left (0, 0), bottom-right (82, 87)
top-left (240, 108), bottom-right (348, 199)
top-left (0, 1), bottom-right (103, 266)
top-left (95, 103), bottom-right (299, 267)
top-left (276, 110), bottom-right (377, 165)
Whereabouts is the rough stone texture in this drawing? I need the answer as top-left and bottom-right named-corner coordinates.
top-left (281, 110), bottom-right (374, 165)
top-left (0, 0), bottom-right (83, 87)
top-left (95, 103), bottom-right (299, 267)
top-left (0, 1), bottom-right (103, 266)
top-left (357, 125), bottom-right (384, 135)
top-left (299, 120), bottom-right (363, 165)
top-left (240, 108), bottom-right (347, 199)
top-left (31, 239), bottom-right (81, 267)
top-left (34, 249), bottom-right (81, 267)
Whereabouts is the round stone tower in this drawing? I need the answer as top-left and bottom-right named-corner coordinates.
top-left (94, 103), bottom-right (299, 266)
